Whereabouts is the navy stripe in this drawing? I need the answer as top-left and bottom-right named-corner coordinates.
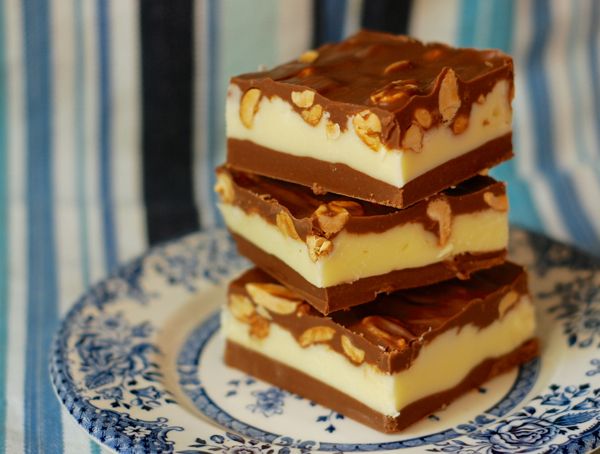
top-left (526, 0), bottom-right (600, 248)
top-left (207, 0), bottom-right (222, 227)
top-left (360, 0), bottom-right (413, 35)
top-left (313, 0), bottom-right (347, 46)
top-left (97, 0), bottom-right (118, 269)
top-left (0, 0), bottom-right (7, 450)
top-left (22, 0), bottom-right (63, 451)
top-left (140, 0), bottom-right (199, 244)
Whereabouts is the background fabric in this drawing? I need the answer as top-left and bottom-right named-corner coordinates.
top-left (1, 0), bottom-right (599, 452)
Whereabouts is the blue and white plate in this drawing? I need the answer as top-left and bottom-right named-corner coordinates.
top-left (50, 228), bottom-right (600, 453)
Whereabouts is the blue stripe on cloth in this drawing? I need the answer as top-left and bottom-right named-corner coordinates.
top-left (526, 0), bottom-right (600, 248)
top-left (97, 0), bottom-right (118, 269)
top-left (589, 0), bottom-right (600, 161)
top-left (457, 0), bottom-right (480, 46)
top-left (22, 0), bottom-right (63, 451)
top-left (0, 0), bottom-right (7, 451)
top-left (75, 0), bottom-right (91, 286)
top-left (207, 0), bottom-right (223, 227)
top-left (75, 3), bottom-right (98, 452)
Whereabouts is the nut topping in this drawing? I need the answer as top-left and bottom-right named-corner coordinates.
top-left (439, 69), bottom-right (461, 123)
top-left (291, 90), bottom-right (315, 108)
top-left (249, 314), bottom-right (270, 339)
top-left (245, 282), bottom-right (302, 315)
top-left (361, 316), bottom-right (409, 350)
top-left (306, 235), bottom-right (333, 262)
top-left (383, 60), bottom-right (412, 74)
top-left (298, 49), bottom-right (319, 63)
top-left (353, 110), bottom-right (382, 151)
top-left (498, 291), bottom-right (519, 317)
top-left (414, 108), bottom-right (432, 129)
top-left (239, 88), bottom-right (262, 128)
top-left (341, 335), bottom-right (365, 364)
top-left (214, 171), bottom-right (235, 204)
top-left (228, 294), bottom-right (255, 322)
top-left (325, 121), bottom-right (340, 140)
top-left (298, 326), bottom-right (336, 347)
top-left (427, 198), bottom-right (452, 246)
top-left (402, 123), bottom-right (423, 153)
top-left (483, 192), bottom-right (509, 211)
top-left (314, 203), bottom-right (349, 237)
top-left (452, 114), bottom-right (469, 134)
top-left (301, 104), bottom-right (323, 126)
top-left (276, 211), bottom-right (300, 240)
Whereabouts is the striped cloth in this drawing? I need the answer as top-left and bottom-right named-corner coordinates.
top-left (1, 1), bottom-right (599, 452)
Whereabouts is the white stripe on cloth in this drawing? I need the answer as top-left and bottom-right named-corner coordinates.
top-left (408, 0), bottom-right (461, 44)
top-left (342, 0), bottom-right (363, 38)
top-left (109, 0), bottom-right (147, 262)
top-left (512, 0), bottom-right (570, 241)
top-left (276, 0), bottom-right (312, 62)
top-left (50, 1), bottom-right (97, 452)
top-left (4, 0), bottom-right (26, 450)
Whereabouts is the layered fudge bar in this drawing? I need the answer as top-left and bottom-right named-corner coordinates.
top-left (226, 30), bottom-right (514, 208)
top-left (216, 166), bottom-right (509, 314)
top-left (222, 264), bottom-right (538, 433)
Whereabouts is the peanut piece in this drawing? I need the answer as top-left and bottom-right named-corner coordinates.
top-left (313, 201), bottom-right (361, 237)
top-left (353, 110), bottom-right (382, 151)
top-left (498, 291), bottom-right (519, 317)
top-left (276, 211), bottom-right (300, 240)
top-left (452, 114), bottom-right (469, 134)
top-left (325, 121), bottom-right (340, 140)
top-left (427, 198), bottom-right (452, 247)
top-left (249, 314), bottom-right (270, 339)
top-left (239, 88), bottom-right (262, 128)
top-left (414, 108), bottom-right (432, 129)
top-left (214, 171), bottom-right (235, 204)
top-left (439, 69), bottom-right (461, 123)
top-left (228, 293), bottom-right (255, 323)
top-left (298, 50), bottom-right (319, 63)
top-left (402, 123), bottom-right (423, 153)
top-left (245, 282), bottom-right (301, 315)
top-left (301, 104), bottom-right (323, 126)
top-left (484, 192), bottom-right (509, 211)
top-left (341, 335), bottom-right (365, 364)
top-left (291, 90), bottom-right (315, 108)
top-left (306, 235), bottom-right (333, 262)
top-left (299, 326), bottom-right (336, 347)
top-left (383, 60), bottom-right (411, 74)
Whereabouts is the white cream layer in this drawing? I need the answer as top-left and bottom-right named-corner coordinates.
top-left (222, 295), bottom-right (535, 416)
top-left (226, 81), bottom-right (511, 187)
top-left (219, 203), bottom-right (507, 288)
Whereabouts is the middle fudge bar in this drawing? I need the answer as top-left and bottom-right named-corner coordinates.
top-left (222, 263), bottom-right (538, 433)
top-left (216, 166), bottom-right (509, 314)
top-left (226, 30), bottom-right (514, 208)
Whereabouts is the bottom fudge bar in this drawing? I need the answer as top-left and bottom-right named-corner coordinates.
top-left (221, 263), bottom-right (538, 433)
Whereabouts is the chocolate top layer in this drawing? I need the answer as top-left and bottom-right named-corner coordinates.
top-left (231, 30), bottom-right (513, 149)
top-left (229, 263), bottom-right (529, 374)
top-left (217, 165), bottom-right (507, 242)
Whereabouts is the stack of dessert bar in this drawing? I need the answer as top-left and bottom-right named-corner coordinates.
top-left (215, 31), bottom-right (538, 433)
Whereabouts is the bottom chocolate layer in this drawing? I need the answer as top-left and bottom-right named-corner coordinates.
top-left (224, 339), bottom-right (539, 433)
top-left (232, 232), bottom-right (507, 314)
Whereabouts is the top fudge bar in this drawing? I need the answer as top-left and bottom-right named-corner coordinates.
top-left (227, 30), bottom-right (514, 208)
